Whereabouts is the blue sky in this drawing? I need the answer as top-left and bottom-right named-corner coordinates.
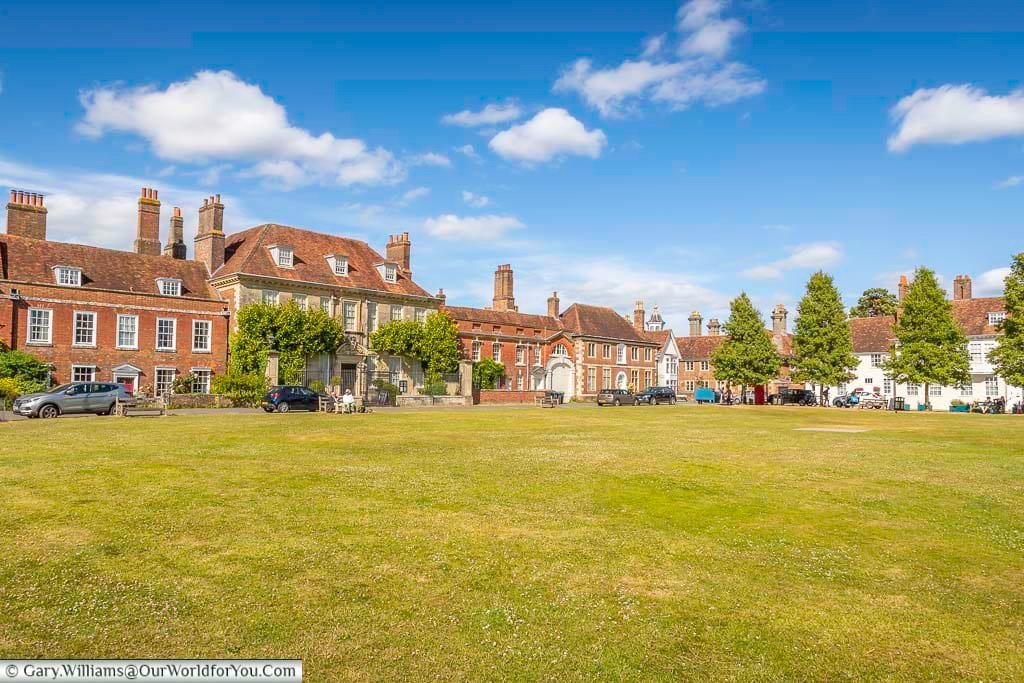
top-left (2, 0), bottom-right (1023, 329)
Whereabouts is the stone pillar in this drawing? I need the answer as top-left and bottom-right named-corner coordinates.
top-left (459, 359), bottom-right (473, 397)
top-left (266, 351), bottom-right (280, 385)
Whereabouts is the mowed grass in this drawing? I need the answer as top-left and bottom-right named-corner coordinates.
top-left (1, 406), bottom-right (1022, 681)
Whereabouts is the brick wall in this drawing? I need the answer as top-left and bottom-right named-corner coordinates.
top-left (475, 389), bottom-right (542, 404)
top-left (574, 337), bottom-right (658, 396)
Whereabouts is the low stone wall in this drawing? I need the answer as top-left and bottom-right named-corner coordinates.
top-left (167, 394), bottom-right (235, 409)
top-left (476, 390), bottom-right (543, 405)
top-left (396, 395), bottom-right (472, 408)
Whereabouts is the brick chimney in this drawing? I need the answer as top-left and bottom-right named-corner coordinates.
top-left (688, 310), bottom-right (703, 337)
top-left (547, 291), bottom-right (560, 317)
top-left (707, 318), bottom-right (721, 336)
top-left (163, 207), bottom-right (187, 260)
top-left (6, 190), bottom-right (48, 240)
top-left (436, 288), bottom-right (446, 304)
top-left (898, 275), bottom-right (909, 303)
top-left (135, 187), bottom-right (162, 256)
top-left (492, 264), bottom-right (517, 312)
top-left (953, 274), bottom-right (973, 300)
top-left (194, 194), bottom-right (225, 274)
top-left (633, 300), bottom-right (645, 332)
top-left (386, 232), bottom-right (411, 274)
top-left (771, 303), bottom-right (788, 350)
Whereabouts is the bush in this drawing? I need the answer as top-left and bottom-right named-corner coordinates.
top-left (0, 377), bottom-right (22, 410)
top-left (211, 372), bottom-right (268, 407)
top-left (473, 359), bottom-right (505, 390)
top-left (308, 379), bottom-right (325, 395)
top-left (420, 369), bottom-right (448, 396)
top-left (0, 350), bottom-right (50, 386)
top-left (172, 374), bottom-right (195, 394)
top-left (950, 398), bottom-right (965, 407)
top-left (372, 379), bottom-right (400, 405)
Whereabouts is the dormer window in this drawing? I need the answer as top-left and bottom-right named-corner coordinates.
top-left (157, 278), bottom-right (182, 297)
top-left (268, 245), bottom-right (294, 268)
top-left (377, 263), bottom-right (397, 283)
top-left (988, 312), bottom-right (1006, 326)
top-left (326, 255), bottom-right (349, 277)
top-left (53, 266), bottom-right (82, 287)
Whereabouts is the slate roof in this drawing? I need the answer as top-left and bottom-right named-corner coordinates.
top-left (559, 303), bottom-right (657, 344)
top-left (443, 305), bottom-right (565, 331)
top-left (0, 233), bottom-right (222, 300)
top-left (215, 224), bottom-right (434, 298)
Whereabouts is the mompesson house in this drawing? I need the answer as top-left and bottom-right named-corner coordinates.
top-left (1, 186), bottom-right (442, 398)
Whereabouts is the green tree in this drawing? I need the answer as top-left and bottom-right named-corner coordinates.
top-left (0, 349), bottom-right (50, 394)
top-left (230, 302), bottom-right (346, 383)
top-left (473, 358), bottom-right (505, 389)
top-left (883, 267), bottom-right (970, 408)
top-left (990, 253), bottom-right (1024, 391)
top-left (711, 293), bottom-right (782, 403)
top-left (369, 320), bottom-right (423, 358)
top-left (791, 271), bottom-right (859, 401)
top-left (419, 310), bottom-right (461, 374)
top-left (850, 288), bottom-right (899, 318)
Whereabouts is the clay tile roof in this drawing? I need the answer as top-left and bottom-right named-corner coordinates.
top-left (0, 234), bottom-right (221, 300)
top-left (849, 316), bottom-right (896, 353)
top-left (216, 224), bottom-right (434, 298)
top-left (442, 305), bottom-right (564, 331)
top-left (675, 334), bottom-right (727, 359)
top-left (953, 297), bottom-right (1005, 336)
top-left (642, 329), bottom-right (671, 345)
top-left (559, 303), bottom-right (656, 344)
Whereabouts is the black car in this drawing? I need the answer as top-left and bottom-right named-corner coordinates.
top-left (261, 385), bottom-right (322, 413)
top-left (634, 386), bottom-right (677, 405)
top-left (768, 388), bottom-right (817, 406)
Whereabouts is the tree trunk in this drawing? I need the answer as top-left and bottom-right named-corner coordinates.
top-left (741, 384), bottom-right (747, 405)
top-left (924, 382), bottom-right (930, 410)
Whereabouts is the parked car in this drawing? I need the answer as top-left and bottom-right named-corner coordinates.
top-left (768, 388), bottom-right (817, 406)
top-left (261, 385), bottom-right (323, 413)
top-left (634, 386), bottom-right (677, 405)
top-left (694, 387), bottom-right (721, 404)
top-left (597, 388), bottom-right (635, 406)
top-left (13, 382), bottom-right (133, 418)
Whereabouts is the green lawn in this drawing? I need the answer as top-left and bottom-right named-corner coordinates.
top-left (1, 406), bottom-right (1022, 680)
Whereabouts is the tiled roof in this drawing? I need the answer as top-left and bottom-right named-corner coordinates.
top-left (953, 297), bottom-right (1005, 335)
top-left (560, 303), bottom-right (657, 344)
top-left (849, 316), bottom-right (897, 353)
top-left (443, 305), bottom-right (565, 331)
top-left (642, 329), bottom-right (671, 345)
top-left (675, 334), bottom-right (727, 359)
top-left (0, 234), bottom-right (222, 300)
top-left (847, 297), bottom-right (1006, 352)
top-left (216, 224), bottom-right (434, 298)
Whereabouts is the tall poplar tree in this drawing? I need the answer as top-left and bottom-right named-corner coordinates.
top-left (792, 271), bottom-right (859, 402)
top-left (711, 293), bottom-right (781, 403)
top-left (990, 253), bottom-right (1024, 391)
top-left (883, 267), bottom-right (970, 408)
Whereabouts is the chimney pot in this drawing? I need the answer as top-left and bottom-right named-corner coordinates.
top-left (174, 207), bottom-right (181, 217)
top-left (7, 187), bottom-right (48, 239)
top-left (215, 193), bottom-right (221, 203)
top-left (8, 190), bottom-right (14, 203)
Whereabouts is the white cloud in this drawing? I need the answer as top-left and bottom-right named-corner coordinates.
top-left (975, 267), bottom-right (1011, 297)
top-left (455, 144), bottom-right (482, 161)
top-left (996, 175), bottom-right (1024, 189)
top-left (408, 152), bottom-right (452, 168)
top-left (76, 69), bottom-right (404, 188)
top-left (441, 102), bottom-right (523, 127)
top-left (423, 213), bottom-right (524, 241)
top-left (741, 242), bottom-right (843, 280)
top-left (553, 0), bottom-right (762, 117)
top-left (0, 157), bottom-right (257, 249)
top-left (462, 190), bottom-right (491, 208)
top-left (488, 108), bottom-right (607, 164)
top-left (888, 84), bottom-right (1024, 152)
top-left (391, 186), bottom-right (432, 207)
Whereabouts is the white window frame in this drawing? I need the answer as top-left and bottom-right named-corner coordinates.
top-left (73, 311), bottom-right (97, 348)
top-left (603, 368), bottom-right (612, 388)
top-left (471, 341), bottom-right (482, 362)
top-left (587, 367), bottom-right (596, 391)
top-left (154, 367), bottom-right (176, 397)
top-left (275, 246), bottom-right (294, 268)
top-left (27, 308), bottom-right (52, 344)
top-left (156, 318), bottom-right (177, 351)
top-left (383, 264), bottom-right (397, 283)
top-left (367, 302), bottom-right (377, 332)
top-left (985, 376), bottom-right (999, 397)
top-left (293, 293), bottom-right (307, 310)
top-left (492, 342), bottom-right (501, 360)
top-left (534, 346), bottom-right (541, 365)
top-left (907, 383), bottom-right (920, 396)
top-left (117, 314), bottom-right (139, 350)
top-left (71, 364), bottom-right (96, 383)
top-left (516, 345), bottom-right (525, 366)
top-left (928, 384), bottom-right (943, 397)
top-left (871, 353), bottom-right (884, 368)
top-left (700, 360), bottom-right (710, 371)
top-left (54, 266), bottom-right (82, 287)
top-left (192, 319), bottom-right (212, 352)
top-left (414, 307), bottom-right (427, 323)
top-left (343, 301), bottom-right (358, 332)
top-left (191, 368), bottom-right (212, 394)
top-left (262, 289), bottom-right (279, 306)
top-left (390, 304), bottom-right (403, 322)
top-left (587, 343), bottom-right (596, 357)
top-left (320, 296), bottom-right (331, 314)
top-left (988, 312), bottom-right (1006, 326)
top-left (616, 344), bottom-right (627, 365)
top-left (961, 383), bottom-right (973, 397)
top-left (329, 255), bottom-right (349, 277)
top-left (156, 278), bottom-right (183, 297)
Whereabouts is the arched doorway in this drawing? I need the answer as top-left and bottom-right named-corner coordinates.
top-left (616, 371), bottom-right (628, 390)
top-left (549, 361), bottom-right (574, 401)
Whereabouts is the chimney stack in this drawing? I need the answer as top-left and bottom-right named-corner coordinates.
top-left (436, 288), bottom-right (446, 304)
top-left (689, 310), bottom-right (703, 337)
top-left (492, 264), bottom-right (517, 312)
top-left (771, 303), bottom-right (788, 350)
top-left (898, 275), bottom-right (909, 303)
top-left (547, 291), bottom-right (560, 318)
top-left (953, 274), bottom-right (973, 301)
top-left (707, 318), bottom-right (721, 336)
top-left (633, 300), bottom-right (645, 332)
top-left (386, 232), bottom-right (412, 274)
top-left (163, 206), bottom-right (187, 260)
top-left (195, 194), bottom-right (226, 274)
top-left (134, 187), bottom-right (162, 256)
top-left (6, 189), bottom-right (48, 240)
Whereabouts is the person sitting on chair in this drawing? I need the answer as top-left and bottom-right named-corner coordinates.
top-left (342, 388), bottom-right (356, 414)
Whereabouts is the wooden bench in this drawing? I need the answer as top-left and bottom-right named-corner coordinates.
top-left (535, 394), bottom-right (558, 408)
top-left (115, 395), bottom-right (167, 417)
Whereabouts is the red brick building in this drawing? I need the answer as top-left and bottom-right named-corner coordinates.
top-left (1, 188), bottom-right (230, 394)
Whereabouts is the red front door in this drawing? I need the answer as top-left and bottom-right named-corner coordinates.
top-left (116, 376), bottom-right (135, 394)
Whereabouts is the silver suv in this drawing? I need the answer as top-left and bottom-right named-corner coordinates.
top-left (13, 382), bottom-right (133, 419)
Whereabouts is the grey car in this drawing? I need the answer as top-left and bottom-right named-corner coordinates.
top-left (597, 388), bottom-right (636, 406)
top-left (13, 382), bottom-right (133, 418)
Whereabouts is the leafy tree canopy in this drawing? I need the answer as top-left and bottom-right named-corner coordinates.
top-left (473, 358), bottom-right (505, 389)
top-left (711, 293), bottom-right (782, 388)
top-left (792, 271), bottom-right (859, 390)
top-left (883, 267), bottom-right (970, 403)
top-left (370, 310), bottom-right (461, 374)
top-left (850, 288), bottom-right (899, 318)
top-left (990, 252), bottom-right (1024, 388)
top-left (230, 302), bottom-right (346, 384)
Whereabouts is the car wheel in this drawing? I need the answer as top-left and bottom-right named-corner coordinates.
top-left (650, 398), bottom-right (658, 406)
top-left (277, 402), bottom-right (290, 413)
top-left (99, 403), bottom-right (115, 416)
top-left (38, 404), bottom-right (59, 419)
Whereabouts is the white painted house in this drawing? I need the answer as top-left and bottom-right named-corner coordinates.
top-left (643, 305), bottom-right (680, 389)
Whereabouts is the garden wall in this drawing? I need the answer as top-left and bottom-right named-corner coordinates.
top-left (167, 394), bottom-right (235, 409)
top-left (476, 390), bottom-right (543, 405)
